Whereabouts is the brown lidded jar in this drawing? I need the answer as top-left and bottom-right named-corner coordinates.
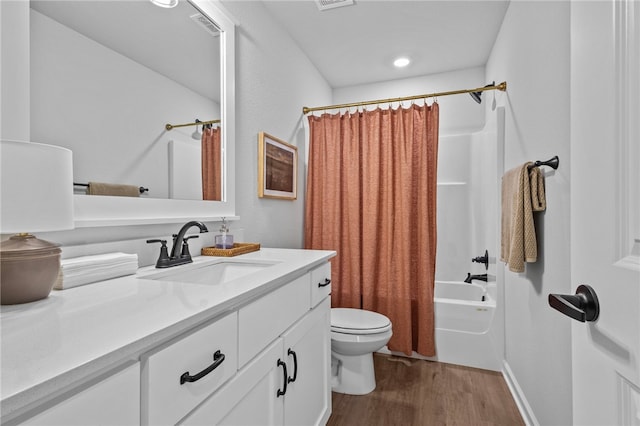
top-left (0, 234), bottom-right (61, 305)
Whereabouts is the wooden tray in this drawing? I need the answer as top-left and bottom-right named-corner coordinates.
top-left (201, 243), bottom-right (261, 257)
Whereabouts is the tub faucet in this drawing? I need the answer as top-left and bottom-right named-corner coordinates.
top-left (464, 273), bottom-right (488, 283)
top-left (147, 221), bottom-right (208, 268)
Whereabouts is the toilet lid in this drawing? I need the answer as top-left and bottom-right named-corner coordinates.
top-left (331, 308), bottom-right (392, 335)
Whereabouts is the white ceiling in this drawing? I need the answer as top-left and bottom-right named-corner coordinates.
top-left (261, 0), bottom-right (510, 89)
top-left (29, 0), bottom-right (510, 97)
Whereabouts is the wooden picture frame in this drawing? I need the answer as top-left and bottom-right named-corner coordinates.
top-left (258, 132), bottom-right (297, 200)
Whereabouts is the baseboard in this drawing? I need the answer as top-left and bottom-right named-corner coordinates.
top-left (502, 360), bottom-right (539, 426)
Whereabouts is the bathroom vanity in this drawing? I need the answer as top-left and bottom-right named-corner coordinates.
top-left (0, 248), bottom-right (335, 425)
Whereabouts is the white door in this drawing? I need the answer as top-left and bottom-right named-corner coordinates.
top-left (570, 1), bottom-right (640, 424)
top-left (281, 298), bottom-right (331, 426)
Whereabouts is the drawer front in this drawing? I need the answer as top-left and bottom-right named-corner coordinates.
top-left (143, 312), bottom-right (238, 426)
top-left (310, 262), bottom-right (332, 308)
top-left (181, 338), bottom-right (285, 426)
top-left (23, 362), bottom-right (140, 426)
top-left (238, 275), bottom-right (310, 367)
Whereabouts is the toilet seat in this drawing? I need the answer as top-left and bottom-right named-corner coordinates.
top-left (331, 308), bottom-right (392, 335)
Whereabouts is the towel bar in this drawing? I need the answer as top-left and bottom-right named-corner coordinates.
top-left (73, 182), bottom-right (149, 194)
top-left (528, 155), bottom-right (559, 170)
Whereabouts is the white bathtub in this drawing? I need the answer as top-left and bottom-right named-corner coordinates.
top-left (434, 281), bottom-right (494, 334)
top-left (430, 280), bottom-right (500, 371)
top-left (383, 280), bottom-right (500, 371)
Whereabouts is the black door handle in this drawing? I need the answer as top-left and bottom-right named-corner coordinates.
top-left (180, 350), bottom-right (225, 385)
top-left (287, 348), bottom-right (298, 383)
top-left (277, 359), bottom-right (288, 397)
top-left (548, 285), bottom-right (600, 322)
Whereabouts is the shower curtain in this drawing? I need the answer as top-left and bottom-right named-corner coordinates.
top-left (305, 103), bottom-right (439, 356)
top-left (202, 126), bottom-right (221, 201)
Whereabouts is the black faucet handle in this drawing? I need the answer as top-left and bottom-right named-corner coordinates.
top-left (471, 249), bottom-right (489, 270)
top-left (147, 239), bottom-right (166, 245)
top-left (146, 239), bottom-right (171, 268)
top-left (180, 235), bottom-right (200, 259)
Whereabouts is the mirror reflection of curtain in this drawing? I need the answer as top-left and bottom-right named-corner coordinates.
top-left (304, 103), bottom-right (439, 357)
top-left (202, 127), bottom-right (222, 201)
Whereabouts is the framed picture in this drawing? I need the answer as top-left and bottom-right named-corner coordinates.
top-left (258, 132), bottom-right (297, 200)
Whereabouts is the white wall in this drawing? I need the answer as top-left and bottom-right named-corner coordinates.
top-left (222, 0), bottom-right (332, 248)
top-left (332, 66), bottom-right (486, 135)
top-left (486, 2), bottom-right (572, 425)
top-left (1, 1), bottom-right (30, 140)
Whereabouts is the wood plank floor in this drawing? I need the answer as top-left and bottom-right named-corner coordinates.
top-left (327, 354), bottom-right (524, 426)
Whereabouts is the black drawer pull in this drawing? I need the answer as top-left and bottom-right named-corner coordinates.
top-left (318, 278), bottom-right (331, 288)
top-left (287, 348), bottom-right (298, 383)
top-left (277, 359), bottom-right (288, 397)
top-left (180, 350), bottom-right (225, 385)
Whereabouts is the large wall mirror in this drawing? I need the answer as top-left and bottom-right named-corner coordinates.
top-left (29, 0), bottom-right (236, 226)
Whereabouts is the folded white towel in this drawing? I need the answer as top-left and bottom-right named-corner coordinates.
top-left (55, 252), bottom-right (139, 290)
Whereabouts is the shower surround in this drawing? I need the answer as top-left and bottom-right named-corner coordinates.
top-left (382, 107), bottom-right (505, 371)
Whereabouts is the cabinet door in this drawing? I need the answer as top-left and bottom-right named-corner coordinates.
top-left (281, 298), bottom-right (331, 426)
top-left (22, 362), bottom-right (140, 426)
top-left (181, 339), bottom-right (285, 426)
top-left (238, 275), bottom-right (310, 367)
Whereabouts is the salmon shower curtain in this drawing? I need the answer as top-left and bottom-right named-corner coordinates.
top-left (202, 126), bottom-right (221, 201)
top-left (305, 103), bottom-right (439, 356)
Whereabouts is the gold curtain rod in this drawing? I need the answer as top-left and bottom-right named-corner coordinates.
top-left (165, 119), bottom-right (220, 131)
top-left (302, 81), bottom-right (507, 114)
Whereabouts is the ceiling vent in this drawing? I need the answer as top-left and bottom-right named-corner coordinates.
top-left (190, 13), bottom-right (220, 37)
top-left (314, 0), bottom-right (355, 12)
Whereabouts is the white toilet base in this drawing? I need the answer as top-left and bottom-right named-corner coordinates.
top-left (331, 352), bottom-right (376, 395)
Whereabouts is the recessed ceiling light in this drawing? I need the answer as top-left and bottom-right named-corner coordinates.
top-left (393, 57), bottom-right (411, 68)
top-left (150, 0), bottom-right (178, 8)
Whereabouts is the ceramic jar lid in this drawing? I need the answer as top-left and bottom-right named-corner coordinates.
top-left (1, 234), bottom-right (60, 259)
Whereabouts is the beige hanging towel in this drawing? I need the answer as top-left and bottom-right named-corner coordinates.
top-left (87, 182), bottom-right (140, 197)
top-left (500, 163), bottom-right (546, 273)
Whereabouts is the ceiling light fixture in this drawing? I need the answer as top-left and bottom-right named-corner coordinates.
top-left (150, 0), bottom-right (178, 9)
top-left (393, 57), bottom-right (410, 68)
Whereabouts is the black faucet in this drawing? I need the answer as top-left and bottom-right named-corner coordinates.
top-left (464, 273), bottom-right (488, 283)
top-left (147, 221), bottom-right (208, 268)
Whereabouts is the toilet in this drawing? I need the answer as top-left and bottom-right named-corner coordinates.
top-left (330, 308), bottom-right (393, 395)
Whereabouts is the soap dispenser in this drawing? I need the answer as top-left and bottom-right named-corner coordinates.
top-left (215, 218), bottom-right (234, 249)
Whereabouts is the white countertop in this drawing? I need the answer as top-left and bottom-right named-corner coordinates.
top-left (0, 248), bottom-right (335, 421)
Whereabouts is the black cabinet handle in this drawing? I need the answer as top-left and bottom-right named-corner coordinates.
top-left (277, 359), bottom-right (288, 397)
top-left (318, 278), bottom-right (331, 288)
top-left (287, 348), bottom-right (298, 383)
top-left (548, 285), bottom-right (600, 323)
top-left (180, 350), bottom-right (225, 385)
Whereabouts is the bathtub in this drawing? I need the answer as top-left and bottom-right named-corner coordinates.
top-left (434, 281), bottom-right (494, 334)
top-left (383, 280), bottom-right (501, 371)
top-left (430, 280), bottom-right (500, 371)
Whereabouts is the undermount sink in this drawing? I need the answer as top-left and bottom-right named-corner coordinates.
top-left (143, 260), bottom-right (279, 286)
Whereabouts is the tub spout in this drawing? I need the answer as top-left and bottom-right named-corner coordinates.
top-left (464, 273), bottom-right (488, 283)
